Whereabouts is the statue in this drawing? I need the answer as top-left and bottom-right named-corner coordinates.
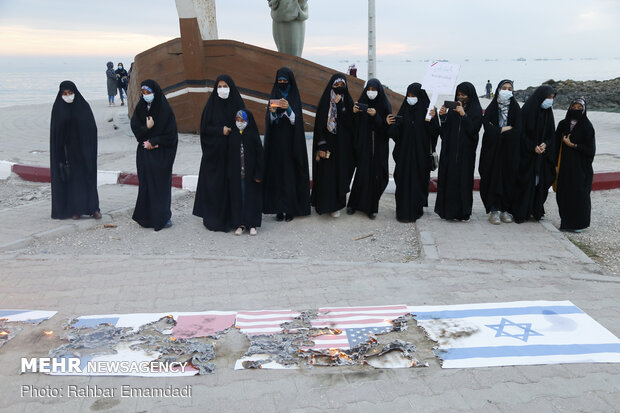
top-left (175, 0), bottom-right (218, 40)
top-left (268, 0), bottom-right (308, 56)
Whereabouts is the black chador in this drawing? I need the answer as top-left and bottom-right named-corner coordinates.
top-left (555, 98), bottom-right (595, 231)
top-left (50, 81), bottom-right (100, 219)
top-left (262, 67), bottom-right (310, 221)
top-left (347, 78), bottom-right (392, 218)
top-left (310, 74), bottom-right (355, 215)
top-left (479, 79), bottom-right (522, 215)
top-left (130, 79), bottom-right (178, 231)
top-left (389, 83), bottom-right (439, 222)
top-left (434, 82), bottom-right (483, 221)
top-left (228, 110), bottom-right (264, 231)
top-left (192, 74), bottom-right (245, 231)
top-left (513, 85), bottom-right (556, 223)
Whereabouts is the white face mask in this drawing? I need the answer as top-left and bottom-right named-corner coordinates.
top-left (541, 98), bottom-right (553, 109)
top-left (217, 87), bottom-right (230, 99)
top-left (61, 94), bottom-right (75, 104)
top-left (142, 93), bottom-right (154, 103)
top-left (407, 97), bottom-right (418, 106)
top-left (498, 89), bottom-right (513, 101)
top-left (236, 121), bottom-right (247, 131)
top-left (366, 90), bottom-right (378, 100)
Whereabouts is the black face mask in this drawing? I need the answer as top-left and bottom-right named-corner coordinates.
top-left (333, 86), bottom-right (346, 95)
top-left (278, 82), bottom-right (289, 91)
top-left (457, 96), bottom-right (469, 106)
top-left (568, 109), bottom-right (583, 120)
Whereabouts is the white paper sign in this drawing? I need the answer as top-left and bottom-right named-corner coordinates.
top-left (422, 61), bottom-right (461, 120)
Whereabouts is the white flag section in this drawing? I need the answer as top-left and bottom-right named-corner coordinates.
top-left (409, 300), bottom-right (620, 368)
top-left (0, 309), bottom-right (57, 323)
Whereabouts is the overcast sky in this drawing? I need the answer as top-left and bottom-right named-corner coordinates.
top-left (0, 0), bottom-right (618, 60)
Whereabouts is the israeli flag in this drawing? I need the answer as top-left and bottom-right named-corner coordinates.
top-left (409, 301), bottom-right (620, 368)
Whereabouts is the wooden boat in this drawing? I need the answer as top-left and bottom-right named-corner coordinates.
top-left (128, 15), bottom-right (403, 133)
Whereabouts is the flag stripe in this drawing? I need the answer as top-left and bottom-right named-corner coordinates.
top-left (312, 312), bottom-right (408, 320)
top-left (438, 343), bottom-right (620, 360)
top-left (412, 305), bottom-right (583, 320)
top-left (318, 305), bottom-right (408, 312)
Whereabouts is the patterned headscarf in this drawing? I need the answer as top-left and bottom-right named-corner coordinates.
top-left (327, 77), bottom-right (346, 134)
top-left (496, 80), bottom-right (513, 128)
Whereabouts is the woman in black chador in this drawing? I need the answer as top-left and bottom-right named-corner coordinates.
top-left (229, 110), bottom-right (264, 236)
top-left (262, 67), bottom-right (310, 222)
top-left (513, 85), bottom-right (556, 223)
top-left (435, 82), bottom-right (483, 221)
top-left (50, 80), bottom-right (101, 220)
top-left (479, 79), bottom-right (522, 225)
top-left (193, 74), bottom-right (245, 231)
top-left (311, 74), bottom-right (355, 217)
top-left (387, 82), bottom-right (439, 222)
top-left (554, 98), bottom-right (595, 232)
top-left (346, 78), bottom-right (392, 219)
top-left (130, 79), bottom-right (178, 231)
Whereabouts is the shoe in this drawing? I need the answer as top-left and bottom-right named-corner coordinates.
top-left (72, 215), bottom-right (79, 220)
top-left (488, 211), bottom-right (500, 225)
top-left (571, 229), bottom-right (583, 233)
top-left (121, 102), bottom-right (125, 106)
top-left (276, 213), bottom-right (284, 222)
top-left (459, 216), bottom-right (470, 223)
top-left (285, 214), bottom-right (294, 222)
top-left (500, 211), bottom-right (513, 223)
top-left (164, 219), bottom-right (172, 228)
top-left (235, 226), bottom-right (245, 236)
top-left (330, 210), bottom-right (341, 218)
top-left (249, 227), bottom-right (257, 236)
top-left (368, 213), bottom-right (377, 220)
top-left (93, 211), bottom-right (102, 219)
top-left (346, 207), bottom-right (355, 215)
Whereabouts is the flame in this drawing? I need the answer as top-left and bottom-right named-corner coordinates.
top-left (0, 331), bottom-right (8, 336)
top-left (328, 349), bottom-right (352, 361)
top-left (43, 330), bottom-right (53, 336)
top-left (170, 337), bottom-right (177, 341)
top-left (311, 328), bottom-right (342, 336)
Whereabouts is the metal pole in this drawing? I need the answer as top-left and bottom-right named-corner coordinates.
top-left (368, 0), bottom-right (376, 79)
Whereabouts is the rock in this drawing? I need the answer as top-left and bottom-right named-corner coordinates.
top-left (514, 77), bottom-right (620, 113)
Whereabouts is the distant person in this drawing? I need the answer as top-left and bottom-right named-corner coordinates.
top-left (554, 98), bottom-right (595, 232)
top-left (348, 64), bottom-right (357, 78)
top-left (485, 80), bottom-right (492, 99)
top-left (479, 79), bottom-right (522, 225)
top-left (513, 85), bottom-right (556, 223)
top-left (347, 78), bottom-right (392, 219)
top-left (193, 74), bottom-right (245, 232)
top-left (130, 79), bottom-right (178, 231)
top-left (435, 82), bottom-right (483, 221)
top-left (105, 61), bottom-right (117, 106)
top-left (229, 110), bottom-right (264, 236)
top-left (50, 81), bottom-right (101, 220)
top-left (115, 63), bottom-right (128, 106)
top-left (387, 82), bottom-right (440, 222)
top-left (311, 74), bottom-right (355, 218)
top-left (263, 67), bottom-right (310, 222)
top-left (128, 62), bottom-right (134, 84)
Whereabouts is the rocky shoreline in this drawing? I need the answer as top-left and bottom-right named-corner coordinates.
top-left (514, 77), bottom-right (620, 112)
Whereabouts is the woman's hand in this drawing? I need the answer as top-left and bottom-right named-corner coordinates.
top-left (146, 116), bottom-right (154, 129)
top-left (455, 102), bottom-right (466, 117)
top-left (279, 99), bottom-right (289, 110)
top-left (386, 114), bottom-right (396, 125)
top-left (367, 108), bottom-right (376, 117)
top-left (143, 140), bottom-right (158, 150)
top-left (501, 126), bottom-right (513, 133)
top-left (562, 134), bottom-right (576, 148)
top-left (353, 103), bottom-right (360, 113)
top-left (223, 126), bottom-right (231, 136)
top-left (439, 106), bottom-right (448, 116)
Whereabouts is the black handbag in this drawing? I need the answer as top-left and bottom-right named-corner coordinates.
top-left (58, 146), bottom-right (71, 182)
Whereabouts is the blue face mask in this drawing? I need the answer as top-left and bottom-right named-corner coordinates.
top-left (143, 93), bottom-right (154, 103)
top-left (541, 98), bottom-right (553, 109)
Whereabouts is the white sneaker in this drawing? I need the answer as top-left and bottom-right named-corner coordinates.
top-left (249, 227), bottom-right (257, 236)
top-left (235, 226), bottom-right (245, 236)
top-left (330, 210), bottom-right (341, 218)
top-left (488, 211), bottom-right (501, 225)
top-left (500, 211), bottom-right (514, 223)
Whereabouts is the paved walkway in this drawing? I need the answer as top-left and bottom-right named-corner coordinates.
top-left (0, 100), bottom-right (619, 412)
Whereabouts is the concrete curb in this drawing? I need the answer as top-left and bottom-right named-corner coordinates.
top-left (5, 162), bottom-right (620, 192)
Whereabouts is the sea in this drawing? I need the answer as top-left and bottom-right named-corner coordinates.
top-left (1, 55), bottom-right (619, 108)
